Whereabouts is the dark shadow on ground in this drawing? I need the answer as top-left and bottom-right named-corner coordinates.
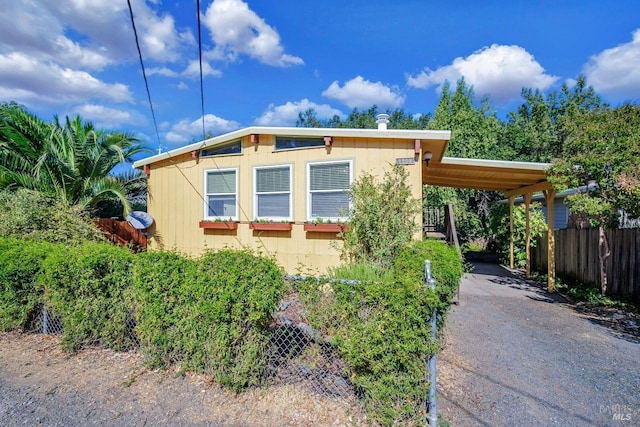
top-left (439, 356), bottom-right (595, 426)
top-left (467, 263), bottom-right (640, 344)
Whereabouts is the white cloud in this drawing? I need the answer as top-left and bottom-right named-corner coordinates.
top-left (0, 53), bottom-right (132, 106)
top-left (0, 1), bottom-right (193, 68)
top-left (322, 76), bottom-right (405, 109)
top-left (70, 104), bottom-right (145, 128)
top-left (406, 44), bottom-right (558, 105)
top-left (203, 0), bottom-right (303, 67)
top-left (165, 114), bottom-right (241, 145)
top-left (0, 1), bottom-right (193, 111)
top-left (583, 29), bottom-right (640, 99)
top-left (177, 82), bottom-right (189, 90)
top-left (147, 67), bottom-right (179, 77)
top-left (181, 60), bottom-right (223, 78)
top-left (254, 99), bottom-right (344, 126)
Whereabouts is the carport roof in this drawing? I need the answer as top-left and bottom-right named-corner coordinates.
top-left (423, 156), bottom-right (552, 196)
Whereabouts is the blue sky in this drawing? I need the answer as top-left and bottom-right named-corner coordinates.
top-left (1, 0), bottom-right (639, 155)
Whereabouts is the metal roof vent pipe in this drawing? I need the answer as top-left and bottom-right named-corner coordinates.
top-left (376, 113), bottom-right (389, 130)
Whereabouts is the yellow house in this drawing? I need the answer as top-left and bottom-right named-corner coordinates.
top-left (133, 118), bottom-right (451, 274)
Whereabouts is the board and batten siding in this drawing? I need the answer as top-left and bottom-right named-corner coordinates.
top-left (146, 134), bottom-right (424, 274)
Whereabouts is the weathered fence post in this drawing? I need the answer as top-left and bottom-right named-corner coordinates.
top-left (425, 260), bottom-right (437, 427)
top-left (42, 304), bottom-right (49, 335)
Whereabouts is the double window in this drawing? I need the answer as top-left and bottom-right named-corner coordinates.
top-left (307, 160), bottom-right (352, 221)
top-left (204, 168), bottom-right (237, 220)
top-left (253, 165), bottom-right (292, 221)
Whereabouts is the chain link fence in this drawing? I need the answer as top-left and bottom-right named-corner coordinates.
top-left (24, 297), bottom-right (357, 404)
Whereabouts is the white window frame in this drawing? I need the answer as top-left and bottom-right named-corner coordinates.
top-left (253, 164), bottom-right (293, 221)
top-left (306, 159), bottom-right (353, 222)
top-left (203, 167), bottom-right (238, 221)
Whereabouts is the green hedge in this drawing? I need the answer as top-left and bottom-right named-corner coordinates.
top-left (41, 241), bottom-right (135, 352)
top-left (0, 238), bottom-right (52, 330)
top-left (0, 235), bottom-right (463, 424)
top-left (297, 239), bottom-right (463, 426)
top-left (0, 237), bottom-right (285, 391)
top-left (131, 249), bottom-right (285, 391)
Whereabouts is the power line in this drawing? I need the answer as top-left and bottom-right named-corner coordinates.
top-left (197, 0), bottom-right (207, 143)
top-left (127, 0), bottom-right (162, 153)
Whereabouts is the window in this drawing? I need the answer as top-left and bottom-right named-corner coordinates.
top-left (275, 136), bottom-right (324, 151)
top-left (308, 160), bottom-right (352, 221)
top-left (201, 140), bottom-right (241, 157)
top-left (254, 165), bottom-right (292, 220)
top-left (204, 168), bottom-right (237, 220)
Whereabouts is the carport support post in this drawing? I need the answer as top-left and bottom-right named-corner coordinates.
top-left (524, 193), bottom-right (532, 278)
top-left (425, 260), bottom-right (438, 427)
top-left (543, 189), bottom-right (557, 292)
top-left (509, 196), bottom-right (515, 269)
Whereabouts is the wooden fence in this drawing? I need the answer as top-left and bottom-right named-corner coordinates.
top-left (95, 218), bottom-right (147, 252)
top-left (532, 228), bottom-right (640, 301)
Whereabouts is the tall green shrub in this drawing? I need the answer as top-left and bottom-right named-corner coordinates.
top-left (132, 248), bottom-right (285, 391)
top-left (0, 189), bottom-right (104, 244)
top-left (0, 237), bottom-right (53, 330)
top-left (131, 250), bottom-right (197, 367)
top-left (299, 240), bottom-right (463, 426)
top-left (40, 241), bottom-right (134, 351)
top-left (341, 165), bottom-right (420, 268)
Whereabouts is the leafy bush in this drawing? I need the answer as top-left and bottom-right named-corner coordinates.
top-left (130, 250), bottom-right (196, 367)
top-left (0, 189), bottom-right (105, 244)
top-left (298, 239), bottom-right (463, 426)
top-left (132, 248), bottom-right (285, 391)
top-left (0, 237), bottom-right (53, 330)
top-left (341, 165), bottom-right (420, 268)
top-left (40, 241), bottom-right (135, 352)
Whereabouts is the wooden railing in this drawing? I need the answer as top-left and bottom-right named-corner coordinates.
top-left (95, 218), bottom-right (147, 252)
top-left (424, 204), bottom-right (460, 251)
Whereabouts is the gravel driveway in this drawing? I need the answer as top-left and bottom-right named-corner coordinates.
top-left (438, 263), bottom-right (640, 426)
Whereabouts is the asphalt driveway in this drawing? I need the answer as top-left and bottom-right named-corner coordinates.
top-left (438, 263), bottom-right (639, 426)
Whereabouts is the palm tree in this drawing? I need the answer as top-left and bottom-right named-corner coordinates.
top-left (0, 103), bottom-right (151, 215)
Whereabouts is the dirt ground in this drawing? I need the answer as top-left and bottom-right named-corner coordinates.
top-left (0, 332), bottom-right (369, 426)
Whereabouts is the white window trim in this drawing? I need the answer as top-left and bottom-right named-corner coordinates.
top-left (253, 164), bottom-right (293, 221)
top-left (306, 159), bottom-right (353, 222)
top-left (203, 167), bottom-right (238, 221)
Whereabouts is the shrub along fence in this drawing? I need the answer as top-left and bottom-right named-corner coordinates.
top-left (532, 228), bottom-right (640, 301)
top-left (0, 237), bottom-right (462, 426)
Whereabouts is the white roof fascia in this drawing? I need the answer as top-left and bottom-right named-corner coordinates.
top-left (133, 126), bottom-right (452, 168)
top-left (440, 157), bottom-right (551, 171)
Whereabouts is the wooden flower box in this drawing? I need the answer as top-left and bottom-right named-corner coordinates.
top-left (303, 223), bottom-right (348, 233)
top-left (249, 222), bottom-right (293, 231)
top-left (199, 221), bottom-right (238, 230)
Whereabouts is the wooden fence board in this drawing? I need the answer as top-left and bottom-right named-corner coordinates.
top-left (532, 228), bottom-right (639, 302)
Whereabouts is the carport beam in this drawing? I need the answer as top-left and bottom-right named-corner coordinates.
top-left (543, 189), bottom-right (557, 292)
top-left (509, 196), bottom-right (515, 269)
top-left (524, 193), bottom-right (532, 278)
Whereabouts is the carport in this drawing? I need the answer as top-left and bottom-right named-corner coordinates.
top-left (418, 143), bottom-right (557, 291)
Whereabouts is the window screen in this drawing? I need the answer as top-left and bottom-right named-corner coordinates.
top-left (308, 161), bottom-right (351, 220)
top-left (255, 166), bottom-right (291, 219)
top-left (205, 169), bottom-right (237, 218)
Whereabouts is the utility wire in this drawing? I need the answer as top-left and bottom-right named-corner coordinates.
top-left (197, 0), bottom-right (207, 143)
top-left (126, 0), bottom-right (267, 252)
top-left (127, 0), bottom-right (162, 153)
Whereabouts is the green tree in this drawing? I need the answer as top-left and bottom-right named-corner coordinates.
top-left (0, 103), bottom-right (150, 215)
top-left (341, 165), bottom-right (420, 268)
top-left (425, 79), bottom-right (504, 245)
top-left (549, 103), bottom-right (640, 293)
top-left (501, 75), bottom-right (607, 162)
